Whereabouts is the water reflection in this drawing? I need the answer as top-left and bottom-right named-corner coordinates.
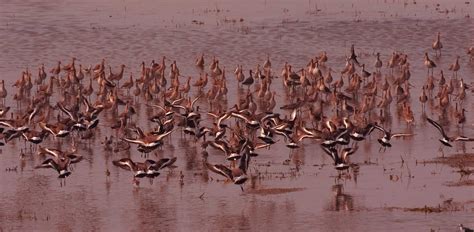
top-left (326, 184), bottom-right (354, 212)
top-left (132, 189), bottom-right (178, 231)
top-left (0, 0), bottom-right (473, 231)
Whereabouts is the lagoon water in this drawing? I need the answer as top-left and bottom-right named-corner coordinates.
top-left (0, 0), bottom-right (473, 231)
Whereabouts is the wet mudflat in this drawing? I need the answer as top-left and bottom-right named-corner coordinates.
top-left (0, 0), bottom-right (473, 231)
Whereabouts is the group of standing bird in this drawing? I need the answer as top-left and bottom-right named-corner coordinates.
top-left (0, 31), bottom-right (472, 190)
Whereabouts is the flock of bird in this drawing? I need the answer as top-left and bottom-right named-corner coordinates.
top-left (0, 32), bottom-right (473, 190)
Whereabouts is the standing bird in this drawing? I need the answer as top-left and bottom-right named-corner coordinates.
top-left (448, 56), bottom-right (460, 78)
top-left (0, 80), bottom-right (7, 105)
top-left (361, 64), bottom-right (371, 79)
top-left (195, 53), bottom-right (205, 69)
top-left (263, 54), bottom-right (272, 71)
top-left (349, 44), bottom-right (361, 67)
top-left (424, 52), bottom-right (436, 76)
top-left (374, 52), bottom-right (383, 74)
top-left (468, 46), bottom-right (474, 61)
top-left (419, 86), bottom-right (428, 112)
top-left (234, 65), bottom-right (245, 86)
top-left (241, 70), bottom-right (254, 89)
top-left (318, 51), bottom-right (328, 66)
top-left (432, 32), bottom-right (443, 57)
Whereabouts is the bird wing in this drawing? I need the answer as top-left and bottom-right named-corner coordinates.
top-left (122, 137), bottom-right (145, 146)
top-left (453, 136), bottom-right (474, 142)
top-left (38, 146), bottom-right (64, 159)
top-left (171, 104), bottom-right (187, 113)
top-left (342, 146), bottom-right (358, 161)
top-left (391, 133), bottom-right (414, 139)
top-left (321, 145), bottom-right (337, 163)
top-left (364, 123), bottom-right (377, 136)
top-left (213, 140), bottom-right (230, 154)
top-left (372, 124), bottom-right (387, 134)
top-left (217, 112), bottom-right (232, 127)
top-left (81, 96), bottom-right (92, 113)
top-left (57, 103), bottom-right (76, 121)
top-left (206, 163), bottom-right (233, 180)
top-left (144, 159), bottom-right (158, 170)
top-left (39, 122), bottom-right (56, 135)
top-left (254, 143), bottom-right (272, 150)
top-left (290, 108), bottom-right (298, 122)
top-left (66, 154), bottom-right (83, 164)
top-left (426, 117), bottom-right (446, 137)
top-left (27, 106), bottom-right (39, 123)
top-left (130, 126), bottom-right (146, 138)
top-left (296, 133), bottom-right (316, 142)
top-left (336, 128), bottom-right (349, 139)
top-left (112, 158), bottom-right (135, 171)
top-left (190, 95), bottom-right (201, 109)
top-left (239, 153), bottom-right (250, 174)
top-left (230, 112), bottom-right (249, 122)
top-left (207, 112), bottom-right (219, 120)
top-left (156, 157), bottom-right (177, 169)
top-left (35, 158), bottom-right (58, 170)
top-left (156, 129), bottom-right (174, 141)
top-left (0, 121), bottom-right (15, 129)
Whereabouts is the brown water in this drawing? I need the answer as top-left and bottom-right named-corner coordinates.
top-left (1, 0), bottom-right (474, 231)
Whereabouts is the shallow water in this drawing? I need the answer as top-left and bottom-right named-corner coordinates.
top-left (0, 0), bottom-right (474, 231)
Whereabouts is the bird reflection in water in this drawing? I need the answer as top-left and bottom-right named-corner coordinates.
top-left (332, 163), bottom-right (359, 184)
top-left (327, 184), bottom-right (354, 211)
